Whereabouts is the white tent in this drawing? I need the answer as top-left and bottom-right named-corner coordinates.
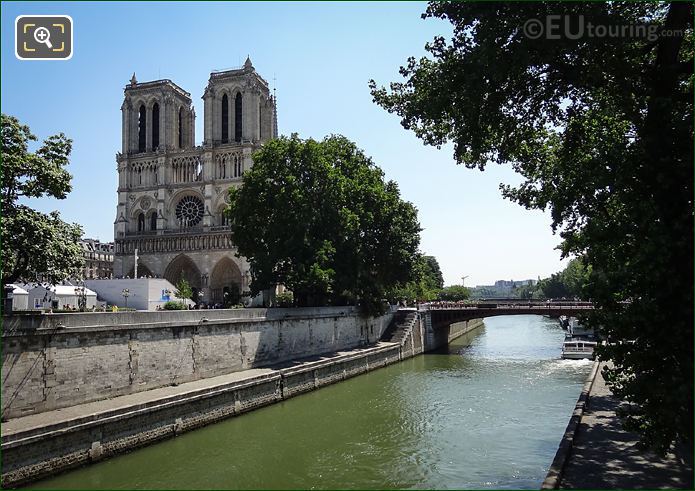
top-left (7, 284), bottom-right (29, 310)
top-left (84, 278), bottom-right (194, 311)
top-left (27, 284), bottom-right (97, 311)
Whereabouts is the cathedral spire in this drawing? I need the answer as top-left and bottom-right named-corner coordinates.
top-left (244, 56), bottom-right (253, 69)
top-left (130, 72), bottom-right (137, 86)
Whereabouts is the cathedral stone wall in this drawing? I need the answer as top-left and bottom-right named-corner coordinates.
top-left (114, 58), bottom-right (277, 305)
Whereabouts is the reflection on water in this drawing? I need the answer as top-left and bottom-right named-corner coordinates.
top-left (29, 315), bottom-right (591, 490)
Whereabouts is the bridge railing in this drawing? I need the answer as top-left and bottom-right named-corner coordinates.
top-left (422, 302), bottom-right (594, 311)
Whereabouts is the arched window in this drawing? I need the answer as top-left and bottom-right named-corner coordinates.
top-left (137, 213), bottom-right (145, 232)
top-left (152, 103), bottom-right (160, 150)
top-left (138, 105), bottom-right (146, 152)
top-left (178, 108), bottom-right (183, 148)
top-left (234, 93), bottom-right (242, 142)
top-left (150, 212), bottom-right (157, 231)
top-left (221, 94), bottom-right (229, 143)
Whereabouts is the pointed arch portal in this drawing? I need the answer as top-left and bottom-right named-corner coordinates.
top-left (127, 263), bottom-right (153, 279)
top-left (164, 254), bottom-right (202, 291)
top-left (209, 256), bottom-right (242, 305)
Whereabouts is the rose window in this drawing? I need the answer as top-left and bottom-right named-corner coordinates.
top-left (175, 196), bottom-right (204, 227)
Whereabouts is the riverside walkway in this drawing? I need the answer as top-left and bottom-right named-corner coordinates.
top-left (556, 362), bottom-right (693, 489)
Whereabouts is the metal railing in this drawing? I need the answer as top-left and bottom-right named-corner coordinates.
top-left (425, 302), bottom-right (594, 311)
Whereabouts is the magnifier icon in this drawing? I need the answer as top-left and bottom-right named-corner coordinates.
top-left (33, 26), bottom-right (53, 49)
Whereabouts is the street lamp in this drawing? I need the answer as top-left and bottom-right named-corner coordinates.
top-left (121, 288), bottom-right (130, 309)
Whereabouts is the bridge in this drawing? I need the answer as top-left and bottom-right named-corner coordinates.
top-left (381, 302), bottom-right (595, 354)
top-left (421, 302), bottom-right (594, 331)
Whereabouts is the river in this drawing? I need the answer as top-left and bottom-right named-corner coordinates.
top-left (29, 314), bottom-right (592, 489)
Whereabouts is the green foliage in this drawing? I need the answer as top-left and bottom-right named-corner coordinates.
top-left (163, 301), bottom-right (186, 310)
top-left (370, 3), bottom-right (693, 451)
top-left (174, 278), bottom-right (192, 301)
top-left (518, 258), bottom-right (590, 300)
top-left (276, 291), bottom-right (294, 308)
top-left (468, 286), bottom-right (498, 299)
top-left (1, 114), bottom-right (84, 285)
top-left (226, 134), bottom-right (422, 314)
top-left (438, 284), bottom-right (470, 302)
top-left (422, 255), bottom-right (444, 290)
top-left (386, 254), bottom-right (444, 303)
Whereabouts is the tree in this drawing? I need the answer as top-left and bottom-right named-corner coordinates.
top-left (174, 278), bottom-right (192, 301)
top-left (386, 254), bottom-right (443, 303)
top-left (438, 284), bottom-right (470, 302)
top-left (514, 257), bottom-right (589, 299)
top-left (422, 255), bottom-right (444, 290)
top-left (1, 114), bottom-right (84, 286)
top-left (227, 134), bottom-right (422, 313)
top-left (538, 274), bottom-right (571, 299)
top-left (560, 257), bottom-right (589, 299)
top-left (370, 3), bottom-right (693, 451)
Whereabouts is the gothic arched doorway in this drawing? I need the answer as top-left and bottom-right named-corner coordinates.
top-left (209, 257), bottom-right (242, 306)
top-left (164, 254), bottom-right (202, 302)
top-left (127, 262), bottom-right (153, 279)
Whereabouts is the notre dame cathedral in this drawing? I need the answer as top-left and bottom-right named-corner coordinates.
top-left (113, 57), bottom-right (277, 304)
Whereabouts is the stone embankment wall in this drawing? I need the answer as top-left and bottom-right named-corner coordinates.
top-left (1, 309), bottom-right (484, 487)
top-left (446, 318), bottom-right (485, 343)
top-left (419, 311), bottom-right (484, 352)
top-left (1, 307), bottom-right (392, 419)
top-left (384, 309), bottom-right (484, 357)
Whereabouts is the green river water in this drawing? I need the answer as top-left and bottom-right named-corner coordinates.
top-left (29, 314), bottom-right (592, 489)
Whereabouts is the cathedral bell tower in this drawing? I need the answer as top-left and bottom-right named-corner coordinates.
top-left (113, 58), bottom-right (278, 306)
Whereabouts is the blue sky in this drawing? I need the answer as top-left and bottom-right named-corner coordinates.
top-left (1, 1), bottom-right (568, 286)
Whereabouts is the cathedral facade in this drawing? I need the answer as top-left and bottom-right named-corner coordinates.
top-left (113, 57), bottom-right (277, 304)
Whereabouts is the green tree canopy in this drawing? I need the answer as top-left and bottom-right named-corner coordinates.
top-left (422, 255), bottom-right (444, 290)
top-left (519, 257), bottom-right (590, 300)
top-left (1, 114), bottom-right (84, 286)
top-left (386, 254), bottom-right (444, 303)
top-left (226, 134), bottom-right (422, 312)
top-left (370, 3), bottom-right (693, 450)
top-left (438, 284), bottom-right (470, 302)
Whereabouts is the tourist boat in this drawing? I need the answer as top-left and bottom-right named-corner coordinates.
top-left (561, 339), bottom-right (597, 359)
top-left (566, 317), bottom-right (595, 340)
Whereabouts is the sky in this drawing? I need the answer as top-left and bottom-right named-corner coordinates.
top-left (1, 1), bottom-right (569, 286)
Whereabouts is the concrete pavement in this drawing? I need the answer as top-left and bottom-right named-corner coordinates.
top-left (559, 363), bottom-right (693, 489)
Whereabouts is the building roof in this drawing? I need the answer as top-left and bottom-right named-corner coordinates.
top-left (124, 78), bottom-right (191, 100)
top-left (29, 284), bottom-right (97, 296)
top-left (209, 57), bottom-right (269, 88)
top-left (80, 238), bottom-right (115, 252)
top-left (8, 284), bottom-right (29, 295)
